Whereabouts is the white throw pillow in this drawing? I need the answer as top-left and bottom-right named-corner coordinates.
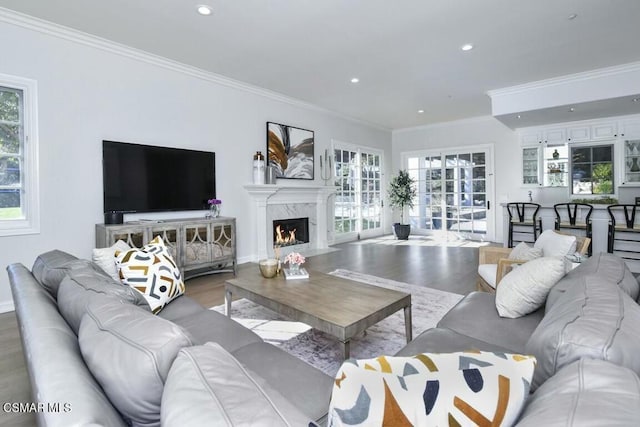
top-left (328, 351), bottom-right (536, 427)
top-left (495, 257), bottom-right (566, 318)
top-left (508, 242), bottom-right (543, 261)
top-left (92, 240), bottom-right (131, 281)
top-left (533, 230), bottom-right (576, 258)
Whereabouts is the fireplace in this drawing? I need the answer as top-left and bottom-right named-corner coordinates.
top-left (273, 217), bottom-right (310, 247)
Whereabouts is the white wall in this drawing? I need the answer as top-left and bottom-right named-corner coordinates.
top-left (0, 18), bottom-right (391, 310)
top-left (392, 116), bottom-right (526, 244)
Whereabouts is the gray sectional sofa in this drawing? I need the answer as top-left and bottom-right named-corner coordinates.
top-left (8, 250), bottom-right (332, 426)
top-left (7, 250), bottom-right (640, 426)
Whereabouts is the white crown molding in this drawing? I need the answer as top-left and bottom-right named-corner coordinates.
top-left (0, 7), bottom-right (390, 132)
top-left (392, 115), bottom-right (496, 135)
top-left (487, 61), bottom-right (640, 97)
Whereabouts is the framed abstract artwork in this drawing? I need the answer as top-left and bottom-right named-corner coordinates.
top-left (267, 122), bottom-right (314, 180)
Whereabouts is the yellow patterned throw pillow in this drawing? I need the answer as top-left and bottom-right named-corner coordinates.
top-left (115, 236), bottom-right (185, 314)
top-left (328, 351), bottom-right (536, 427)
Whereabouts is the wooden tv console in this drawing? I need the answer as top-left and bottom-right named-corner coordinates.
top-left (95, 216), bottom-right (236, 279)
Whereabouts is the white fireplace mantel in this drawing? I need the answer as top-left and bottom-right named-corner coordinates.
top-left (244, 184), bottom-right (337, 260)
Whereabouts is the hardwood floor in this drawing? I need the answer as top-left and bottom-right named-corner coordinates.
top-left (0, 238), bottom-right (479, 426)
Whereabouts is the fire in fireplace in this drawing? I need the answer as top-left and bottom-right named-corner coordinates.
top-left (273, 217), bottom-right (309, 247)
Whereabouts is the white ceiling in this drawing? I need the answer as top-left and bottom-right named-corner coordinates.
top-left (2, 0), bottom-right (640, 130)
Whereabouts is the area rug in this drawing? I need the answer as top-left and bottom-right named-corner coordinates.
top-left (212, 269), bottom-right (463, 376)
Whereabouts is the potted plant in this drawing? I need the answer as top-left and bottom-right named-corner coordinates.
top-left (388, 169), bottom-right (416, 240)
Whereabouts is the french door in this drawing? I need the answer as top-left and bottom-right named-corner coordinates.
top-left (404, 146), bottom-right (494, 241)
top-left (333, 142), bottom-right (384, 241)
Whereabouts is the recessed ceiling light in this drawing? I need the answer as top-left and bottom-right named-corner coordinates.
top-left (418, 110), bottom-right (424, 114)
top-left (517, 115), bottom-right (522, 119)
top-left (633, 97), bottom-right (640, 103)
top-left (461, 44), bottom-right (474, 51)
top-left (350, 77), bottom-right (359, 83)
top-left (197, 5), bottom-right (212, 15)
top-left (569, 107), bottom-right (576, 112)
top-left (568, 13), bottom-right (578, 20)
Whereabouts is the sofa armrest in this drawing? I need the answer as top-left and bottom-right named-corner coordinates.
top-left (7, 263), bottom-right (127, 427)
top-left (479, 246), bottom-right (513, 265)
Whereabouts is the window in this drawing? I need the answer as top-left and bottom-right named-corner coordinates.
top-left (0, 74), bottom-right (39, 236)
top-left (570, 144), bottom-right (614, 195)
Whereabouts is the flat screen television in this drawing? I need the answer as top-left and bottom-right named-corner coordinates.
top-left (102, 140), bottom-right (216, 214)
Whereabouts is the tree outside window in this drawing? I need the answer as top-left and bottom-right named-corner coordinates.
top-left (0, 87), bottom-right (23, 219)
top-left (0, 73), bottom-right (39, 237)
top-left (571, 144), bottom-right (614, 195)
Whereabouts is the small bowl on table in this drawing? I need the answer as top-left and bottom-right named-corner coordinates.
top-left (259, 259), bottom-right (278, 278)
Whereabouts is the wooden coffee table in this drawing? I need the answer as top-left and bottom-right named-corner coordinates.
top-left (225, 269), bottom-right (412, 359)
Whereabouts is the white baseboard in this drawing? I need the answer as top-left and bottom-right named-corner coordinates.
top-left (0, 300), bottom-right (15, 313)
top-left (237, 255), bottom-right (255, 264)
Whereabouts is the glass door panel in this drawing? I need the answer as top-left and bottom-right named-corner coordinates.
top-left (624, 140), bottom-right (640, 184)
top-left (360, 152), bottom-right (382, 231)
top-left (406, 147), bottom-right (492, 240)
top-left (522, 146), bottom-right (540, 185)
top-left (334, 145), bottom-right (383, 238)
top-left (543, 144), bottom-right (568, 187)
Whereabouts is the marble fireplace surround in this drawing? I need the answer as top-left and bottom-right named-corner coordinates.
top-left (245, 184), bottom-right (337, 260)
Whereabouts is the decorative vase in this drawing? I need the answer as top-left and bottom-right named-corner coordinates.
top-left (289, 263), bottom-right (300, 273)
top-left (552, 149), bottom-right (559, 160)
top-left (253, 151), bottom-right (265, 184)
top-left (209, 204), bottom-right (221, 218)
top-left (631, 157), bottom-right (640, 173)
top-left (393, 223), bottom-right (411, 240)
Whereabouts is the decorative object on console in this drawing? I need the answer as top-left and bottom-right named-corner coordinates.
top-left (252, 151), bottom-right (265, 184)
top-left (328, 351), bottom-right (536, 427)
top-left (104, 211), bottom-right (124, 225)
top-left (258, 259), bottom-right (278, 278)
top-left (115, 236), bottom-right (185, 314)
top-left (267, 122), bottom-right (314, 180)
top-left (206, 198), bottom-right (222, 218)
top-left (388, 169), bottom-right (416, 240)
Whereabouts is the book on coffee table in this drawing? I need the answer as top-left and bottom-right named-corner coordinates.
top-left (283, 267), bottom-right (309, 280)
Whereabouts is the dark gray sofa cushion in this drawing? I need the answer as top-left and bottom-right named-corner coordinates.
top-left (79, 297), bottom-right (194, 427)
top-left (231, 341), bottom-right (333, 423)
top-left (57, 266), bottom-right (150, 334)
top-left (547, 252), bottom-right (640, 311)
top-left (436, 291), bottom-right (544, 353)
top-left (171, 309), bottom-right (262, 351)
top-left (161, 343), bottom-right (316, 427)
top-left (395, 327), bottom-right (515, 356)
top-left (515, 359), bottom-right (640, 426)
top-left (526, 276), bottom-right (640, 390)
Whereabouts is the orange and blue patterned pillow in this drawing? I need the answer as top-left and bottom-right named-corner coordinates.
top-left (328, 351), bottom-right (536, 427)
top-left (115, 236), bottom-right (185, 314)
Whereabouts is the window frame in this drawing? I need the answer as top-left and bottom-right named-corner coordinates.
top-left (569, 140), bottom-right (616, 198)
top-left (0, 73), bottom-right (39, 236)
